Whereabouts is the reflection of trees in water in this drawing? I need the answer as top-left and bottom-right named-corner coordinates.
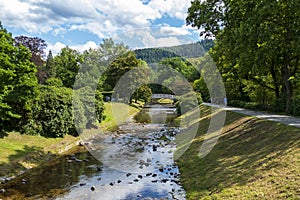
top-left (2, 150), bottom-right (101, 199)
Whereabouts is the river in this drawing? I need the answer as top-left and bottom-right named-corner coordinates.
top-left (0, 104), bottom-right (186, 200)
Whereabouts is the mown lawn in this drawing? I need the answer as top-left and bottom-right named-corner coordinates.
top-left (100, 102), bottom-right (141, 131)
top-left (177, 105), bottom-right (300, 199)
top-left (0, 133), bottom-right (78, 177)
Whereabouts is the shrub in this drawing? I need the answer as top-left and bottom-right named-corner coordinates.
top-left (176, 92), bottom-right (202, 115)
top-left (45, 77), bottom-right (63, 87)
top-left (23, 85), bottom-right (105, 137)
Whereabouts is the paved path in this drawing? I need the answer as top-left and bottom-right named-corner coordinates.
top-left (203, 103), bottom-right (300, 129)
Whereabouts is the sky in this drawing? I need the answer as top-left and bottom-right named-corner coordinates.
top-left (0, 0), bottom-right (202, 55)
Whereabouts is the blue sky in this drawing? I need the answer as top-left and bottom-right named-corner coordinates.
top-left (0, 0), bottom-right (202, 55)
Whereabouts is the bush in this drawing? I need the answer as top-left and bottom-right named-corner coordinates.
top-left (228, 100), bottom-right (246, 108)
top-left (22, 85), bottom-right (105, 137)
top-left (176, 92), bottom-right (202, 115)
top-left (45, 77), bottom-right (63, 87)
top-left (35, 86), bottom-right (78, 137)
top-left (133, 111), bottom-right (151, 123)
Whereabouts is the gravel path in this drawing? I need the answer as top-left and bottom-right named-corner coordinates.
top-left (203, 103), bottom-right (300, 129)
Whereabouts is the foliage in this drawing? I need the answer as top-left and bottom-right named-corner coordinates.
top-left (45, 77), bottom-right (63, 87)
top-left (176, 92), bottom-right (202, 115)
top-left (104, 51), bottom-right (140, 91)
top-left (14, 35), bottom-right (47, 67)
top-left (54, 47), bottom-right (82, 88)
top-left (23, 86), bottom-right (78, 137)
top-left (132, 85), bottom-right (152, 103)
top-left (45, 50), bottom-right (56, 78)
top-left (14, 35), bottom-right (48, 83)
top-left (189, 54), bottom-right (225, 103)
top-left (135, 48), bottom-right (177, 63)
top-left (134, 40), bottom-right (214, 63)
top-left (187, 0), bottom-right (300, 113)
top-left (23, 85), bottom-right (105, 137)
top-left (0, 25), bottom-right (38, 131)
top-left (160, 57), bottom-right (200, 82)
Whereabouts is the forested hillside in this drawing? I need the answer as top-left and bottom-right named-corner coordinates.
top-left (135, 39), bottom-right (214, 63)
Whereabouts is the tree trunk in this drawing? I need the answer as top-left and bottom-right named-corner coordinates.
top-left (282, 54), bottom-right (293, 113)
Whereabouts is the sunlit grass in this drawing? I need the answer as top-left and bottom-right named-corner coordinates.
top-left (177, 106), bottom-right (300, 199)
top-left (100, 102), bottom-right (140, 131)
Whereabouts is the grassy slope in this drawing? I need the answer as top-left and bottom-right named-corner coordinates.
top-left (100, 102), bottom-right (140, 131)
top-left (0, 102), bottom-right (140, 178)
top-left (0, 134), bottom-right (78, 177)
top-left (178, 105), bottom-right (300, 199)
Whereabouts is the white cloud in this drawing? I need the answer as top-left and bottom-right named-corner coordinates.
top-left (0, 0), bottom-right (192, 36)
top-left (1, 0), bottom-right (200, 50)
top-left (72, 41), bottom-right (98, 52)
top-left (148, 0), bottom-right (191, 20)
top-left (46, 42), bottom-right (66, 56)
top-left (160, 24), bottom-right (191, 36)
top-left (122, 30), bottom-right (182, 48)
top-left (46, 41), bottom-right (98, 56)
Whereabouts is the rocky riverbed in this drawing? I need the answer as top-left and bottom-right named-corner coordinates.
top-left (1, 122), bottom-right (186, 200)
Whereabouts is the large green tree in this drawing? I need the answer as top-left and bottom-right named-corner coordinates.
top-left (187, 0), bottom-right (300, 113)
top-left (0, 23), bottom-right (38, 130)
top-left (55, 47), bottom-right (82, 88)
top-left (104, 51), bottom-right (140, 91)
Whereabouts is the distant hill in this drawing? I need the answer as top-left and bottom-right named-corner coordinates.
top-left (134, 39), bottom-right (214, 63)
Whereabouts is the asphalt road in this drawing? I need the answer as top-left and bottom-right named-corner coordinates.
top-left (203, 103), bottom-right (300, 129)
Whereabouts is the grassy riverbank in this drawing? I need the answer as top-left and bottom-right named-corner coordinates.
top-left (177, 105), bottom-right (300, 199)
top-left (0, 102), bottom-right (140, 178)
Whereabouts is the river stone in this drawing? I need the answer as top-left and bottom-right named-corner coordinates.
top-left (126, 173), bottom-right (131, 177)
top-left (96, 166), bottom-right (102, 171)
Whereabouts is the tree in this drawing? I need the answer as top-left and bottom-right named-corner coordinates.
top-left (45, 50), bottom-right (56, 78)
top-left (132, 85), bottom-right (152, 103)
top-left (55, 47), bottom-right (82, 88)
top-left (104, 51), bottom-right (140, 91)
top-left (14, 35), bottom-right (48, 83)
top-left (187, 0), bottom-right (300, 113)
top-left (160, 57), bottom-right (200, 82)
top-left (0, 23), bottom-right (38, 130)
top-left (14, 36), bottom-right (47, 66)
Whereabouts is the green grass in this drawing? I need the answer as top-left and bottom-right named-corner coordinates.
top-left (0, 133), bottom-right (78, 177)
top-left (177, 105), bottom-right (300, 199)
top-left (100, 102), bottom-right (140, 131)
top-left (157, 98), bottom-right (174, 104)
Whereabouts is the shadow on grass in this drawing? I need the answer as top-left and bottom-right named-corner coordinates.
top-left (0, 129), bottom-right (8, 138)
top-left (0, 145), bottom-right (101, 199)
top-left (0, 145), bottom-right (53, 177)
top-left (177, 111), bottom-right (300, 198)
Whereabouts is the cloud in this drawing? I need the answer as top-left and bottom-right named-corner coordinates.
top-left (0, 0), bottom-right (193, 36)
top-left (46, 41), bottom-right (98, 55)
top-left (46, 42), bottom-right (66, 56)
top-left (148, 0), bottom-right (191, 20)
top-left (159, 24), bottom-right (191, 36)
top-left (118, 29), bottom-right (183, 49)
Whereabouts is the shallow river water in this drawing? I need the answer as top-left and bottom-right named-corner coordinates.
top-left (1, 113), bottom-right (186, 200)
